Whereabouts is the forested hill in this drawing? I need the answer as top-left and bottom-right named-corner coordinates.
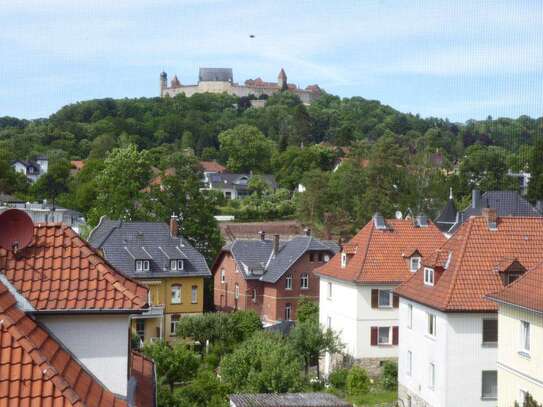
top-left (1, 91), bottom-right (542, 243)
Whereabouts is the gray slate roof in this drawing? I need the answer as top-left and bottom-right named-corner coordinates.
top-left (199, 67), bottom-right (233, 82)
top-left (206, 173), bottom-right (277, 191)
top-left (221, 236), bottom-right (339, 283)
top-left (229, 393), bottom-right (351, 407)
top-left (88, 218), bottom-right (211, 278)
top-left (435, 190), bottom-right (542, 234)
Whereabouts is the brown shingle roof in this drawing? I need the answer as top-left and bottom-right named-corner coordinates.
top-left (396, 216), bottom-right (543, 312)
top-left (0, 281), bottom-right (128, 407)
top-left (487, 262), bottom-right (543, 313)
top-left (317, 219), bottom-right (445, 284)
top-left (0, 223), bottom-right (148, 312)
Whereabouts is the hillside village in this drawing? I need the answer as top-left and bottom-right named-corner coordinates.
top-left (0, 69), bottom-right (543, 407)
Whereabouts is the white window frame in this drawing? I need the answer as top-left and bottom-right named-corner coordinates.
top-left (135, 260), bottom-right (143, 272)
top-left (377, 326), bottom-right (392, 345)
top-left (424, 267), bottom-right (434, 286)
top-left (300, 273), bottom-right (309, 290)
top-left (171, 285), bottom-right (181, 304)
top-left (285, 275), bottom-right (293, 290)
top-left (285, 303), bottom-right (292, 320)
top-left (378, 289), bottom-right (393, 308)
top-left (220, 269), bottom-right (226, 283)
top-left (407, 350), bottom-right (412, 376)
top-left (235, 283), bottom-right (240, 300)
top-left (191, 285), bottom-right (197, 304)
top-left (427, 312), bottom-right (436, 337)
top-left (341, 252), bottom-right (348, 268)
top-left (410, 256), bottom-right (421, 272)
top-left (429, 363), bottom-right (435, 390)
top-left (170, 259), bottom-right (183, 271)
top-left (407, 303), bottom-right (413, 329)
top-left (520, 320), bottom-right (530, 354)
top-left (327, 282), bottom-right (333, 299)
top-left (170, 315), bottom-right (180, 335)
top-left (252, 288), bottom-right (257, 303)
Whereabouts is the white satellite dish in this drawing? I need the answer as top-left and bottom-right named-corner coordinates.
top-left (395, 210), bottom-right (403, 220)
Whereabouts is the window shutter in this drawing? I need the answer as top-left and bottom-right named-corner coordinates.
top-left (393, 293), bottom-right (400, 308)
top-left (370, 326), bottom-right (378, 346)
top-left (393, 326), bottom-right (399, 345)
top-left (371, 289), bottom-right (379, 308)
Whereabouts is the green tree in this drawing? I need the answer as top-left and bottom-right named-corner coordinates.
top-left (176, 369), bottom-right (229, 407)
top-left (296, 297), bottom-right (319, 324)
top-left (30, 159), bottom-right (71, 205)
top-left (528, 138), bottom-right (543, 202)
top-left (218, 124), bottom-right (276, 173)
top-left (220, 331), bottom-right (303, 393)
top-left (346, 366), bottom-right (370, 398)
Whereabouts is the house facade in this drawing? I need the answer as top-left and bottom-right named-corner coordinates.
top-left (88, 216), bottom-right (211, 343)
top-left (487, 263), bottom-right (543, 406)
top-left (395, 210), bottom-right (543, 407)
top-left (201, 171), bottom-right (277, 200)
top-left (316, 215), bottom-right (445, 376)
top-left (11, 156), bottom-right (48, 182)
top-left (0, 208), bottom-right (155, 406)
top-left (212, 232), bottom-right (338, 324)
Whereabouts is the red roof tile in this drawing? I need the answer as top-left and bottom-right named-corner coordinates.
top-left (396, 216), bottom-right (543, 312)
top-left (199, 160), bottom-right (226, 173)
top-left (0, 224), bottom-right (148, 312)
top-left (317, 219), bottom-right (445, 284)
top-left (130, 352), bottom-right (156, 407)
top-left (487, 261), bottom-right (543, 313)
top-left (0, 282), bottom-right (128, 407)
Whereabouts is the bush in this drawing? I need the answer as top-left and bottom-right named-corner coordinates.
top-left (382, 361), bottom-right (398, 390)
top-left (346, 366), bottom-right (370, 397)
top-left (328, 367), bottom-right (349, 390)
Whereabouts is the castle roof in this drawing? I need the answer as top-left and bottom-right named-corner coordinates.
top-left (199, 67), bottom-right (233, 82)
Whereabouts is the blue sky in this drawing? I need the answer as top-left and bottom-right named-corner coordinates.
top-left (1, 0), bottom-right (541, 121)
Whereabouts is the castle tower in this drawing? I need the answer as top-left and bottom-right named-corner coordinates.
top-left (160, 71), bottom-right (167, 95)
top-left (278, 68), bottom-right (288, 91)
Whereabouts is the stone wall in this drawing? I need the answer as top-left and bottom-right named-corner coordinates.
top-left (398, 384), bottom-right (431, 407)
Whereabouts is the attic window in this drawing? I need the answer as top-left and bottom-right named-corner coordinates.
top-left (373, 214), bottom-right (387, 230)
top-left (410, 256), bottom-right (421, 272)
top-left (424, 267), bottom-right (434, 286)
top-left (170, 259), bottom-right (184, 271)
top-left (341, 252), bottom-right (348, 268)
top-left (136, 260), bottom-right (150, 272)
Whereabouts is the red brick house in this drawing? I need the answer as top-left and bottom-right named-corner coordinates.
top-left (212, 232), bottom-right (339, 323)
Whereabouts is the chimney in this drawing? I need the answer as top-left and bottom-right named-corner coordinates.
top-left (482, 207), bottom-right (497, 229)
top-left (304, 227), bottom-right (311, 236)
top-left (170, 214), bottom-right (178, 237)
top-left (258, 230), bottom-right (266, 241)
top-left (472, 189), bottom-right (481, 209)
top-left (272, 234), bottom-right (280, 256)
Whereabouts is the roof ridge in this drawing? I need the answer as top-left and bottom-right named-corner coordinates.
top-left (353, 221), bottom-right (374, 282)
top-left (443, 217), bottom-right (475, 310)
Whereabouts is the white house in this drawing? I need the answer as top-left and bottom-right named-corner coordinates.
top-left (395, 210), bottom-right (543, 407)
top-left (317, 214), bottom-right (445, 376)
top-left (487, 263), bottom-right (543, 406)
top-left (11, 156), bottom-right (48, 182)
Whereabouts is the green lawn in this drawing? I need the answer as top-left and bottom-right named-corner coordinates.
top-left (351, 389), bottom-right (397, 405)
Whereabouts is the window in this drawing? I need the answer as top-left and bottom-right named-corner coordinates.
top-left (429, 363), bottom-right (435, 390)
top-left (191, 285), bottom-right (198, 304)
top-left (410, 256), bottom-right (421, 272)
top-left (324, 254), bottom-right (330, 263)
top-left (285, 275), bottom-right (292, 290)
top-left (252, 288), bottom-right (257, 303)
top-left (171, 285), bottom-right (181, 304)
top-left (318, 252), bottom-right (324, 262)
top-left (135, 319), bottom-right (145, 342)
top-left (481, 370), bottom-right (497, 400)
top-left (170, 259), bottom-right (183, 271)
top-left (427, 313), bottom-right (436, 336)
top-left (424, 267), bottom-right (434, 286)
top-left (135, 260), bottom-right (150, 272)
top-left (300, 273), bottom-right (309, 289)
top-left (378, 290), bottom-right (393, 308)
top-left (220, 269), bottom-right (225, 283)
top-left (285, 303), bottom-right (292, 320)
top-left (482, 319), bottom-right (498, 345)
top-left (327, 282), bottom-right (333, 299)
top-left (170, 315), bottom-right (180, 335)
top-left (235, 283), bottom-right (240, 300)
top-left (309, 253), bottom-right (315, 262)
top-left (341, 252), bottom-right (348, 268)
top-left (407, 304), bottom-right (413, 329)
top-left (506, 273), bottom-right (521, 285)
top-left (327, 316), bottom-right (332, 330)
top-left (407, 350), bottom-right (412, 376)
top-left (378, 327), bottom-right (392, 345)
top-left (520, 320), bottom-right (530, 353)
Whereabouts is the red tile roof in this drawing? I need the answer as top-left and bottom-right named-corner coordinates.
top-left (0, 281), bottom-right (129, 407)
top-left (130, 352), bottom-right (156, 407)
top-left (0, 223), bottom-right (148, 312)
top-left (396, 216), bottom-right (543, 312)
top-left (487, 261), bottom-right (543, 313)
top-left (199, 160), bottom-right (226, 173)
top-left (317, 219), bottom-right (445, 284)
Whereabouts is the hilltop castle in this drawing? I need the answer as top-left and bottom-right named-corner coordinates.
top-left (160, 67), bottom-right (322, 104)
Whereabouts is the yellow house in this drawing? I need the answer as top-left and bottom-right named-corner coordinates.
top-left (88, 215), bottom-right (211, 343)
top-left (488, 264), bottom-right (543, 406)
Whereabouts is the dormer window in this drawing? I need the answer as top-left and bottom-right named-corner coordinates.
top-left (170, 259), bottom-right (184, 271)
top-left (410, 256), bottom-right (421, 272)
top-left (136, 260), bottom-right (150, 272)
top-left (424, 267), bottom-right (435, 286)
top-left (341, 252), bottom-right (348, 268)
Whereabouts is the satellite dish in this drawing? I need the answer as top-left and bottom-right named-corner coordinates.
top-left (395, 210), bottom-right (403, 220)
top-left (0, 209), bottom-right (34, 252)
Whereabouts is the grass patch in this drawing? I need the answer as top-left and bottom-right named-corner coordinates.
top-left (352, 389), bottom-right (396, 405)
